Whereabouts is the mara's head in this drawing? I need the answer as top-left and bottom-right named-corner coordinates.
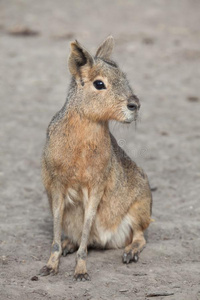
top-left (68, 36), bottom-right (140, 123)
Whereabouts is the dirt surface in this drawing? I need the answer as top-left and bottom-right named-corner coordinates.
top-left (0, 1), bottom-right (200, 299)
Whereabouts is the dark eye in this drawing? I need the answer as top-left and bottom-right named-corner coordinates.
top-left (93, 80), bottom-right (106, 90)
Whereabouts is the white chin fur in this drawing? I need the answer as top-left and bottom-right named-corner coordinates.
top-left (122, 108), bottom-right (135, 123)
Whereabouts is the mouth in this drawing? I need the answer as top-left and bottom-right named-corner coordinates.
top-left (123, 110), bottom-right (138, 123)
top-left (124, 117), bottom-right (134, 123)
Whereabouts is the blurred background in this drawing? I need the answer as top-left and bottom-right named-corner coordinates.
top-left (0, 1), bottom-right (200, 299)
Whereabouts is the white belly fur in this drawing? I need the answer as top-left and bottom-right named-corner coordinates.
top-left (94, 214), bottom-right (133, 249)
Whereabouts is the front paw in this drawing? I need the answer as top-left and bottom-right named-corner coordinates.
top-left (74, 256), bottom-right (90, 281)
top-left (39, 265), bottom-right (58, 276)
top-left (73, 273), bottom-right (90, 282)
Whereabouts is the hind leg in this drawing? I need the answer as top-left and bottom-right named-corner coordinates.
top-left (123, 197), bottom-right (151, 264)
top-left (62, 238), bottom-right (78, 256)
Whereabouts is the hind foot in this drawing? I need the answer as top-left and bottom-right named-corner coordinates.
top-left (123, 250), bottom-right (139, 264)
top-left (123, 232), bottom-right (146, 264)
top-left (62, 239), bottom-right (78, 256)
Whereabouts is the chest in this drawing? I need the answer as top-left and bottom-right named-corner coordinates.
top-left (47, 120), bottom-right (111, 185)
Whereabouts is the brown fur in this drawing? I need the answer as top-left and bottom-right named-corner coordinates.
top-left (39, 36), bottom-right (152, 280)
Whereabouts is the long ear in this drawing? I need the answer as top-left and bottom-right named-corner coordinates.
top-left (95, 35), bottom-right (114, 60)
top-left (68, 40), bottom-right (94, 77)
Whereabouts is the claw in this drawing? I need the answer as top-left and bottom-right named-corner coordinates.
top-left (126, 252), bottom-right (132, 264)
top-left (74, 273), bottom-right (90, 282)
top-left (39, 265), bottom-right (52, 276)
top-left (62, 241), bottom-right (77, 257)
top-left (122, 251), bottom-right (139, 264)
top-left (62, 249), bottom-right (69, 257)
top-left (122, 252), bottom-right (127, 263)
top-left (133, 253), bottom-right (139, 262)
top-left (39, 265), bottom-right (58, 276)
top-left (62, 247), bottom-right (75, 257)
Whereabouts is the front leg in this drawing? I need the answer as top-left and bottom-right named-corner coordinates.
top-left (74, 190), bottom-right (102, 281)
top-left (40, 191), bottom-right (64, 276)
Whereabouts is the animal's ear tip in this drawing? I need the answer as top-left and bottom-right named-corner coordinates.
top-left (107, 35), bottom-right (114, 40)
top-left (70, 40), bottom-right (80, 49)
top-left (70, 41), bottom-right (76, 48)
top-left (106, 35), bottom-right (114, 44)
top-left (95, 35), bottom-right (115, 59)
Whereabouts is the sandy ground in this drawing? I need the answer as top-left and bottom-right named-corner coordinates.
top-left (0, 0), bottom-right (200, 299)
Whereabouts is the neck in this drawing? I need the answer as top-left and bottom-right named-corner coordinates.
top-left (65, 109), bottom-right (109, 139)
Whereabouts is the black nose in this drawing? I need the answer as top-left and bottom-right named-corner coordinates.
top-left (127, 103), bottom-right (138, 111)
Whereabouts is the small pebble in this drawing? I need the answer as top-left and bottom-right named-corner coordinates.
top-left (31, 276), bottom-right (39, 281)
